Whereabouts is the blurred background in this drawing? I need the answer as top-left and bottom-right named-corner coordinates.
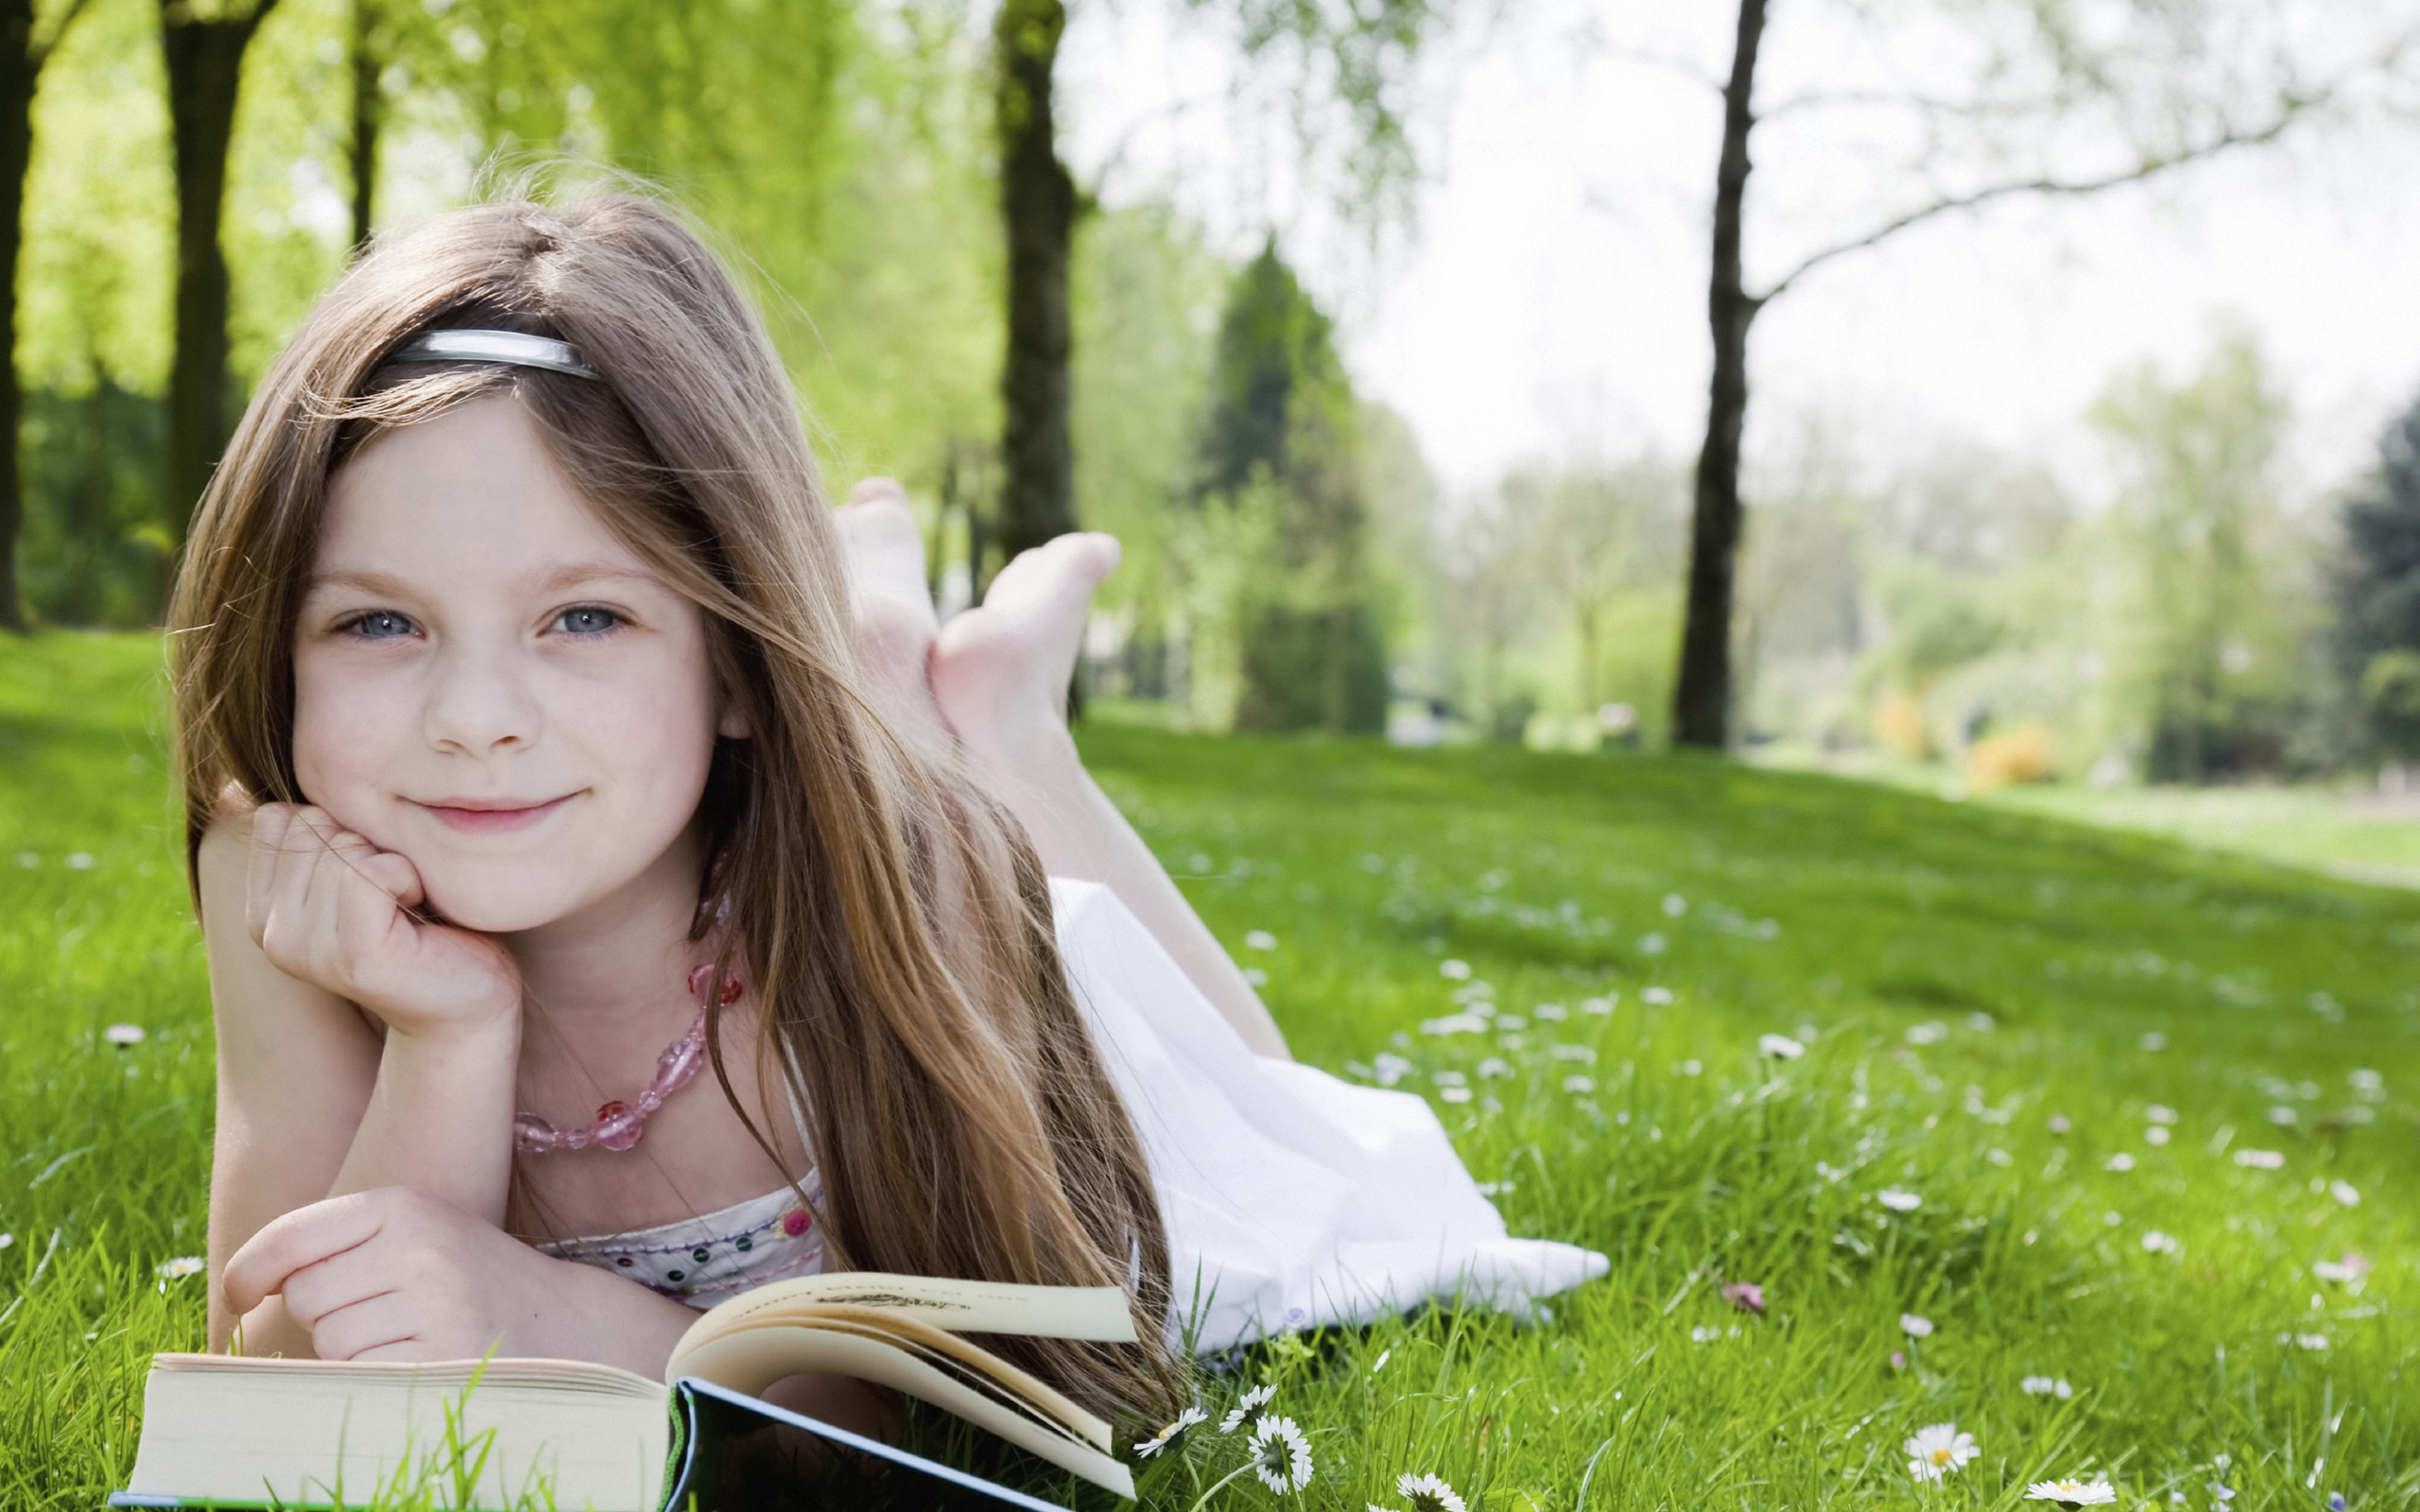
top-left (10, 0), bottom-right (2420, 873)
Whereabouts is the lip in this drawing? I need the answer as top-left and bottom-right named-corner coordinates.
top-left (412, 793), bottom-right (579, 834)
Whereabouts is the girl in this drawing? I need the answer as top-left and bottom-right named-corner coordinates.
top-left (175, 192), bottom-right (1603, 1434)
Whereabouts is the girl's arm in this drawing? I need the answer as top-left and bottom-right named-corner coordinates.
top-left (203, 802), bottom-right (718, 1375)
top-left (200, 808), bottom-right (382, 1353)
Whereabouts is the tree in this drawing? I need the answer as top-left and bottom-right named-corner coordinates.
top-left (1194, 240), bottom-right (1380, 734)
top-left (347, 0), bottom-right (380, 252)
top-left (993, 0), bottom-right (1075, 562)
top-left (1668, 0), bottom-right (2383, 748)
top-left (2334, 394), bottom-right (2420, 762)
top-left (988, 0), bottom-right (1442, 567)
top-left (2092, 333), bottom-right (2295, 782)
top-left (161, 0), bottom-right (282, 548)
top-left (0, 0), bottom-right (93, 630)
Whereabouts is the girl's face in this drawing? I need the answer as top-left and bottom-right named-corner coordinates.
top-left (292, 392), bottom-right (741, 935)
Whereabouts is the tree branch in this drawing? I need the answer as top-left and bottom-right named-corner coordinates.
top-left (1750, 95), bottom-right (2321, 309)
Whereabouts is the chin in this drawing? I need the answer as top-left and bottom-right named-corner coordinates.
top-left (414, 862), bottom-right (592, 935)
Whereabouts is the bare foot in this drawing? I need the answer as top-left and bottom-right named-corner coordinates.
top-left (833, 479), bottom-right (951, 761)
top-left (931, 532), bottom-right (1120, 763)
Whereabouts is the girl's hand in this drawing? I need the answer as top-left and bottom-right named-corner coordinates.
top-left (246, 804), bottom-right (521, 1040)
top-left (223, 1188), bottom-right (583, 1363)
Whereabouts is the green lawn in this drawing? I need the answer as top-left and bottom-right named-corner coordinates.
top-left (3, 634), bottom-right (2413, 1509)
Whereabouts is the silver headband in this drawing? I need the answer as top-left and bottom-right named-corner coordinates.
top-left (385, 328), bottom-right (600, 381)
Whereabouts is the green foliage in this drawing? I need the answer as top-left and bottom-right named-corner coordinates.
top-left (2333, 395), bottom-right (2420, 763)
top-left (1189, 241), bottom-right (1382, 735)
top-left (2092, 331), bottom-right (2307, 782)
top-left (16, 384), bottom-right (170, 627)
top-left (7, 637), bottom-right (2419, 1505)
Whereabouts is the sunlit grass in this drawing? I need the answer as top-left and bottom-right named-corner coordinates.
top-left (3, 635), bottom-right (2413, 1509)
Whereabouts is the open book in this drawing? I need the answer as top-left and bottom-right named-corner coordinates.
top-left (110, 1272), bottom-right (1142, 1510)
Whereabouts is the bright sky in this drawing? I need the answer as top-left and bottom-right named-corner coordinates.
top-left (1062, 0), bottom-right (2420, 506)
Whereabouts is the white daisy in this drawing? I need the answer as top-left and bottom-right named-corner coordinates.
top-left (2329, 1179), bottom-right (2360, 1207)
top-left (1133, 1403), bottom-right (1205, 1457)
top-left (1758, 1034), bottom-right (1806, 1059)
top-left (104, 1023), bottom-right (146, 1047)
top-left (1878, 1190), bottom-right (1923, 1212)
top-left (2140, 1230), bottom-right (2180, 1255)
top-left (1900, 1313), bottom-right (1935, 1338)
top-left (1904, 1422), bottom-right (1979, 1482)
top-left (2234, 1149), bottom-right (2286, 1169)
top-left (1248, 1415), bottom-right (1313, 1492)
top-left (1219, 1383), bottom-right (1275, 1434)
top-left (1245, 931), bottom-right (1277, 951)
top-left (2018, 1375), bottom-right (2074, 1399)
top-left (2026, 1476), bottom-right (2117, 1506)
top-left (1389, 1471), bottom-right (1466, 1512)
top-left (2104, 1153), bottom-right (2135, 1172)
top-left (155, 1256), bottom-right (204, 1280)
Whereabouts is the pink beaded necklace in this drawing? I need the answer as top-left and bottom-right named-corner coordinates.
top-left (513, 964), bottom-right (740, 1155)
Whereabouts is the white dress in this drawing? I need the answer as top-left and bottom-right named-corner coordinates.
top-left (542, 878), bottom-right (1609, 1352)
top-left (1049, 878), bottom-right (1607, 1351)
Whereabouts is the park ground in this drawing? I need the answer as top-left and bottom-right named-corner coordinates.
top-left (1, 633), bottom-right (2412, 1509)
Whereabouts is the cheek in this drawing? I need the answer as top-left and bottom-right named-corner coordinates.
top-left (566, 654), bottom-right (723, 831)
top-left (290, 655), bottom-right (411, 821)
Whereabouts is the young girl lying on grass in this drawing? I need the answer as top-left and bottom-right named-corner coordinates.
top-left (173, 191), bottom-right (1604, 1434)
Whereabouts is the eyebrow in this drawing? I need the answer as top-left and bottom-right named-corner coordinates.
top-left (306, 561), bottom-right (666, 596)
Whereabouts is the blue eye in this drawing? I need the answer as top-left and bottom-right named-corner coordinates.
top-left (350, 610), bottom-right (416, 640)
top-left (553, 606), bottom-right (623, 636)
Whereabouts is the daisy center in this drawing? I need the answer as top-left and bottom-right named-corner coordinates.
top-left (1931, 1449), bottom-right (1956, 1466)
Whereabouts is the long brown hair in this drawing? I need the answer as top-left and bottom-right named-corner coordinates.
top-left (167, 191), bottom-right (1176, 1417)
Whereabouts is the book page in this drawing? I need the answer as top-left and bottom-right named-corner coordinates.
top-left (126, 1356), bottom-right (667, 1512)
top-left (684, 1302), bottom-right (1111, 1452)
top-left (673, 1326), bottom-right (1135, 1500)
top-left (671, 1273), bottom-right (1138, 1352)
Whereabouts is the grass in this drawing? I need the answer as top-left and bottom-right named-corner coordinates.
top-left (1, 633), bottom-right (2412, 1510)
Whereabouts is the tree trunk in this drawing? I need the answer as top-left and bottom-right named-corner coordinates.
top-left (0, 0), bottom-right (36, 632)
top-left (992, 0), bottom-right (1076, 563)
top-left (1671, 0), bottom-right (1768, 749)
top-left (348, 0), bottom-right (377, 254)
top-left (161, 2), bottom-right (272, 549)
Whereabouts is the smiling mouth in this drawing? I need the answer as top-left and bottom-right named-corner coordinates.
top-left (414, 794), bottom-right (579, 833)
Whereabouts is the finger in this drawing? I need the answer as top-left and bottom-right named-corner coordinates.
top-left (221, 1193), bottom-right (387, 1317)
top-left (244, 803), bottom-right (297, 945)
top-left (306, 1289), bottom-right (425, 1363)
top-left (351, 850), bottom-right (427, 914)
top-left (847, 476), bottom-right (908, 507)
top-left (280, 1241), bottom-right (402, 1331)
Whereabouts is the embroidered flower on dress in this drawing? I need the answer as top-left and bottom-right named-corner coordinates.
top-left (1133, 1404), bottom-right (1205, 1457)
top-left (1248, 1415), bottom-right (1313, 1492)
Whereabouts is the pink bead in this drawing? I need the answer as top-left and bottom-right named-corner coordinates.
top-left (781, 1208), bottom-right (811, 1238)
top-left (657, 1031), bottom-right (703, 1093)
top-left (513, 1112), bottom-right (559, 1154)
top-left (594, 1099), bottom-right (644, 1152)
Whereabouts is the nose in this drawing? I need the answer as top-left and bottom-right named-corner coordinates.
top-left (422, 636), bottom-right (542, 756)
